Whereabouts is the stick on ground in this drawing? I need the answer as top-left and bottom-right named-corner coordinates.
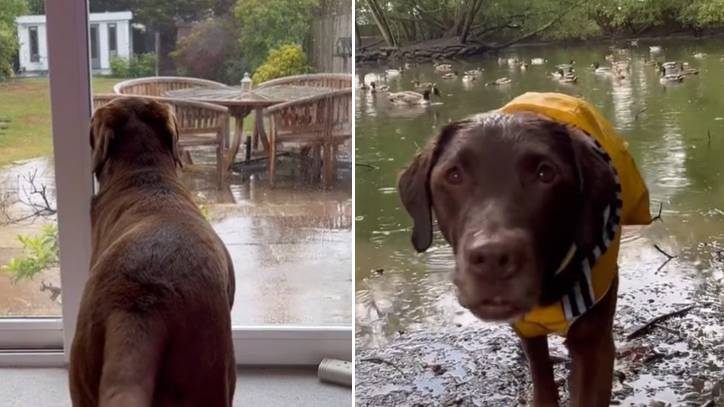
top-left (626, 304), bottom-right (696, 340)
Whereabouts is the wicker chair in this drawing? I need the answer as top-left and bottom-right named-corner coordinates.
top-left (92, 94), bottom-right (230, 188)
top-left (113, 76), bottom-right (227, 97)
top-left (256, 73), bottom-right (352, 90)
top-left (265, 89), bottom-right (352, 188)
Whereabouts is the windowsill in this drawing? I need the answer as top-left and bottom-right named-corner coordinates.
top-left (0, 367), bottom-right (351, 406)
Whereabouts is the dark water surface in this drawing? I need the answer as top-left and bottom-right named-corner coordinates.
top-left (355, 39), bottom-right (724, 348)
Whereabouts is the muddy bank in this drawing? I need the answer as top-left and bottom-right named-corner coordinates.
top-left (356, 248), bottom-right (724, 406)
top-left (356, 301), bottom-right (723, 406)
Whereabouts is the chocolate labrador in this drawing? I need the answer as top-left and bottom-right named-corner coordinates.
top-left (399, 111), bottom-right (622, 406)
top-left (70, 97), bottom-right (236, 407)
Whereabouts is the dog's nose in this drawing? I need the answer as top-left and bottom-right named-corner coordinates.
top-left (465, 236), bottom-right (523, 280)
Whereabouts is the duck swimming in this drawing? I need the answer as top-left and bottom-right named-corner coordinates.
top-left (411, 80), bottom-right (435, 90)
top-left (434, 63), bottom-right (453, 73)
top-left (388, 86), bottom-right (441, 106)
top-left (486, 77), bottom-right (512, 86)
top-left (442, 71), bottom-right (458, 79)
top-left (530, 58), bottom-right (545, 65)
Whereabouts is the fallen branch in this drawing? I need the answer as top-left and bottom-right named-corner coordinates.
top-left (654, 244), bottom-right (675, 259)
top-left (626, 304), bottom-right (696, 340)
top-left (360, 357), bottom-right (406, 376)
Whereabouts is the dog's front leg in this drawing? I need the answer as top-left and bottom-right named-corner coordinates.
top-left (566, 330), bottom-right (614, 407)
top-left (520, 335), bottom-right (559, 407)
top-left (565, 276), bottom-right (618, 407)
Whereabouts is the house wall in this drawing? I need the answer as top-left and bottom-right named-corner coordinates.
top-left (16, 13), bottom-right (132, 73)
top-left (17, 23), bottom-right (48, 72)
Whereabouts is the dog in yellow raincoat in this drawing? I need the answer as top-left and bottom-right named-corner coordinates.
top-left (399, 92), bottom-right (651, 406)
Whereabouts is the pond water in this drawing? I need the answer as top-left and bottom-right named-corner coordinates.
top-left (355, 38), bottom-right (724, 348)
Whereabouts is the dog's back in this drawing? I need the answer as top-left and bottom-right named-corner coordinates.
top-left (70, 97), bottom-right (236, 407)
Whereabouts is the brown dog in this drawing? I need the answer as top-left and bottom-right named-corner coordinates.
top-left (398, 111), bottom-right (634, 406)
top-left (70, 97), bottom-right (236, 407)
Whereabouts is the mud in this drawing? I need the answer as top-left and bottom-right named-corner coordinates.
top-left (356, 277), bottom-right (724, 406)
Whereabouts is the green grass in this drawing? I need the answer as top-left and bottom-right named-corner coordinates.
top-left (0, 76), bottom-right (122, 167)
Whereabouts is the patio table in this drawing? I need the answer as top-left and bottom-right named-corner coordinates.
top-left (165, 85), bottom-right (335, 169)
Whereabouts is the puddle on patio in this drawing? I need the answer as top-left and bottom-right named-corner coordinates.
top-left (0, 149), bottom-right (352, 327)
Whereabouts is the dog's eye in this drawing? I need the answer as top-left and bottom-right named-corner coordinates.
top-left (445, 167), bottom-right (463, 185)
top-left (536, 163), bottom-right (557, 183)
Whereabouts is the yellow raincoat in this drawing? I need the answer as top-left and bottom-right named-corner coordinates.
top-left (499, 92), bottom-right (651, 337)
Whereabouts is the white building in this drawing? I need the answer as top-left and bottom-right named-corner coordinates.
top-left (16, 12), bottom-right (133, 73)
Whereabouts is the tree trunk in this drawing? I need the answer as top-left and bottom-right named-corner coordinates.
top-left (366, 0), bottom-right (398, 47)
top-left (460, 0), bottom-right (483, 43)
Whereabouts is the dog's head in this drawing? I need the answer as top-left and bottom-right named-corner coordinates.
top-left (91, 97), bottom-right (182, 180)
top-left (398, 112), bottom-right (615, 321)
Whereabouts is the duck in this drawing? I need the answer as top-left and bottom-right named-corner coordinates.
top-left (442, 71), bottom-right (458, 80)
top-left (462, 73), bottom-right (477, 82)
top-left (370, 82), bottom-right (389, 93)
top-left (486, 77), bottom-right (512, 86)
top-left (683, 68), bottom-right (699, 76)
top-left (552, 68), bottom-right (577, 83)
top-left (650, 46), bottom-right (663, 53)
top-left (463, 68), bottom-right (483, 76)
top-left (520, 63), bottom-right (529, 70)
top-left (592, 62), bottom-right (611, 75)
top-left (694, 52), bottom-right (706, 59)
top-left (385, 68), bottom-right (401, 77)
top-left (434, 63), bottom-right (453, 73)
top-left (411, 80), bottom-right (435, 90)
top-left (530, 58), bottom-right (545, 65)
top-left (388, 86), bottom-right (441, 106)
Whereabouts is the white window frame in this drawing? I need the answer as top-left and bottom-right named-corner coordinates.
top-left (0, 0), bottom-right (351, 367)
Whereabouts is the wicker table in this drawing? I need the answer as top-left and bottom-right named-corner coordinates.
top-left (165, 85), bottom-right (334, 168)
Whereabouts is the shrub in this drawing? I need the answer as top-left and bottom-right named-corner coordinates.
top-left (110, 53), bottom-right (157, 78)
top-left (172, 17), bottom-right (244, 84)
top-left (0, 0), bottom-right (26, 80)
top-left (2, 224), bottom-right (59, 283)
top-left (252, 44), bottom-right (312, 84)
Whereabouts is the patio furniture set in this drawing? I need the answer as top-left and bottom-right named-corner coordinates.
top-left (94, 73), bottom-right (352, 189)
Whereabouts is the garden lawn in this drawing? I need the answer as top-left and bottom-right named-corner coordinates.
top-left (0, 76), bottom-right (119, 167)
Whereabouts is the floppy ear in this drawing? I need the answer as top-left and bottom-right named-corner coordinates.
top-left (162, 104), bottom-right (183, 168)
top-left (90, 108), bottom-right (115, 175)
top-left (567, 126), bottom-right (617, 252)
top-left (398, 122), bottom-right (464, 253)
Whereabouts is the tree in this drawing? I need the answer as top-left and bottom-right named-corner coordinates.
top-left (0, 0), bottom-right (26, 80)
top-left (234, 0), bottom-right (319, 70)
top-left (171, 16), bottom-right (244, 84)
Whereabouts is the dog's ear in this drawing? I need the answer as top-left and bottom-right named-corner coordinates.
top-left (398, 122), bottom-right (464, 253)
top-left (568, 126), bottom-right (617, 252)
top-left (161, 104), bottom-right (183, 168)
top-left (90, 107), bottom-right (115, 175)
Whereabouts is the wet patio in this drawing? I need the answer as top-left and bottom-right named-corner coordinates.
top-left (0, 148), bottom-right (352, 327)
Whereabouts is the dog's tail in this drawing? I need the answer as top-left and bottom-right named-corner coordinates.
top-left (98, 311), bottom-right (167, 407)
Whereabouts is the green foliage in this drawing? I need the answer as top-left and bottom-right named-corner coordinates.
top-left (359, 0), bottom-right (724, 45)
top-left (110, 53), bottom-right (157, 78)
top-left (171, 17), bottom-right (244, 84)
top-left (234, 0), bottom-right (319, 70)
top-left (252, 44), bottom-right (312, 84)
top-left (0, 0), bottom-right (26, 80)
top-left (2, 224), bottom-right (59, 284)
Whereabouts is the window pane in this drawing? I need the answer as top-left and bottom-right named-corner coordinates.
top-left (1, 14), bottom-right (61, 318)
top-left (89, 0), bottom-right (353, 327)
top-left (108, 23), bottom-right (117, 57)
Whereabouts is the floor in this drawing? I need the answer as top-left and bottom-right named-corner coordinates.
top-left (0, 367), bottom-right (351, 406)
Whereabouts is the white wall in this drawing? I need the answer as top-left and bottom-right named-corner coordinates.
top-left (16, 13), bottom-right (133, 73)
top-left (17, 23), bottom-right (48, 71)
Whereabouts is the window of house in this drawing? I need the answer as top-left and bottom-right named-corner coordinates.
top-left (29, 26), bottom-right (39, 63)
top-left (108, 24), bottom-right (117, 57)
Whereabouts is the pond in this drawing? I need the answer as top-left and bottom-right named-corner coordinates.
top-left (355, 38), bottom-right (724, 403)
